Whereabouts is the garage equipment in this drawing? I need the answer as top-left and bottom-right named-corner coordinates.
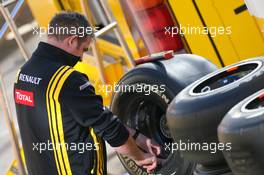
top-left (0, 1), bottom-right (29, 175)
top-left (0, 0), bottom-right (30, 59)
top-left (120, 0), bottom-right (184, 53)
top-left (134, 50), bottom-right (173, 65)
top-left (81, 0), bottom-right (135, 84)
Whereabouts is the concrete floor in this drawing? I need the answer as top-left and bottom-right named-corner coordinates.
top-left (0, 32), bottom-right (127, 175)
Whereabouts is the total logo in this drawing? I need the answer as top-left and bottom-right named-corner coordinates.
top-left (15, 89), bottom-right (34, 107)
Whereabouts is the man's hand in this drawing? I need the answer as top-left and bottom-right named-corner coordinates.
top-left (113, 135), bottom-right (159, 173)
top-left (115, 127), bottom-right (161, 172)
top-left (135, 133), bottom-right (161, 156)
top-left (134, 153), bottom-right (158, 173)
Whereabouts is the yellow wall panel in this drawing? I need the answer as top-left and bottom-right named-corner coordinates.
top-left (168, 0), bottom-right (222, 67)
top-left (211, 0), bottom-right (264, 61)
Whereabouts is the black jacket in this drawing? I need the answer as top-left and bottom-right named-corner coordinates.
top-left (14, 42), bottom-right (129, 175)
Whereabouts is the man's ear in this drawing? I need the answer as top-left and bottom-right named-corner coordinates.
top-left (67, 35), bottom-right (78, 47)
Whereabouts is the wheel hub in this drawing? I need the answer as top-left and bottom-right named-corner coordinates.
top-left (160, 114), bottom-right (171, 139)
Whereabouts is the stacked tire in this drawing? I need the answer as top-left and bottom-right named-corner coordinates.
top-left (110, 54), bottom-right (217, 175)
top-left (166, 57), bottom-right (264, 174)
top-left (218, 89), bottom-right (264, 175)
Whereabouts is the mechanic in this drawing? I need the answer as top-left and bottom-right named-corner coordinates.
top-left (14, 12), bottom-right (160, 175)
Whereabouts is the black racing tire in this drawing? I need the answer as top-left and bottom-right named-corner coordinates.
top-left (218, 89), bottom-right (264, 175)
top-left (110, 54), bottom-right (217, 175)
top-left (166, 57), bottom-right (264, 166)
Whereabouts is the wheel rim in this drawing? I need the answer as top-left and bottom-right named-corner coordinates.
top-left (245, 93), bottom-right (264, 110)
top-left (191, 62), bottom-right (261, 95)
top-left (124, 96), bottom-right (173, 159)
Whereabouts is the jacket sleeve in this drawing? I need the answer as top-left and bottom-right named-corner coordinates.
top-left (59, 70), bottom-right (129, 147)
